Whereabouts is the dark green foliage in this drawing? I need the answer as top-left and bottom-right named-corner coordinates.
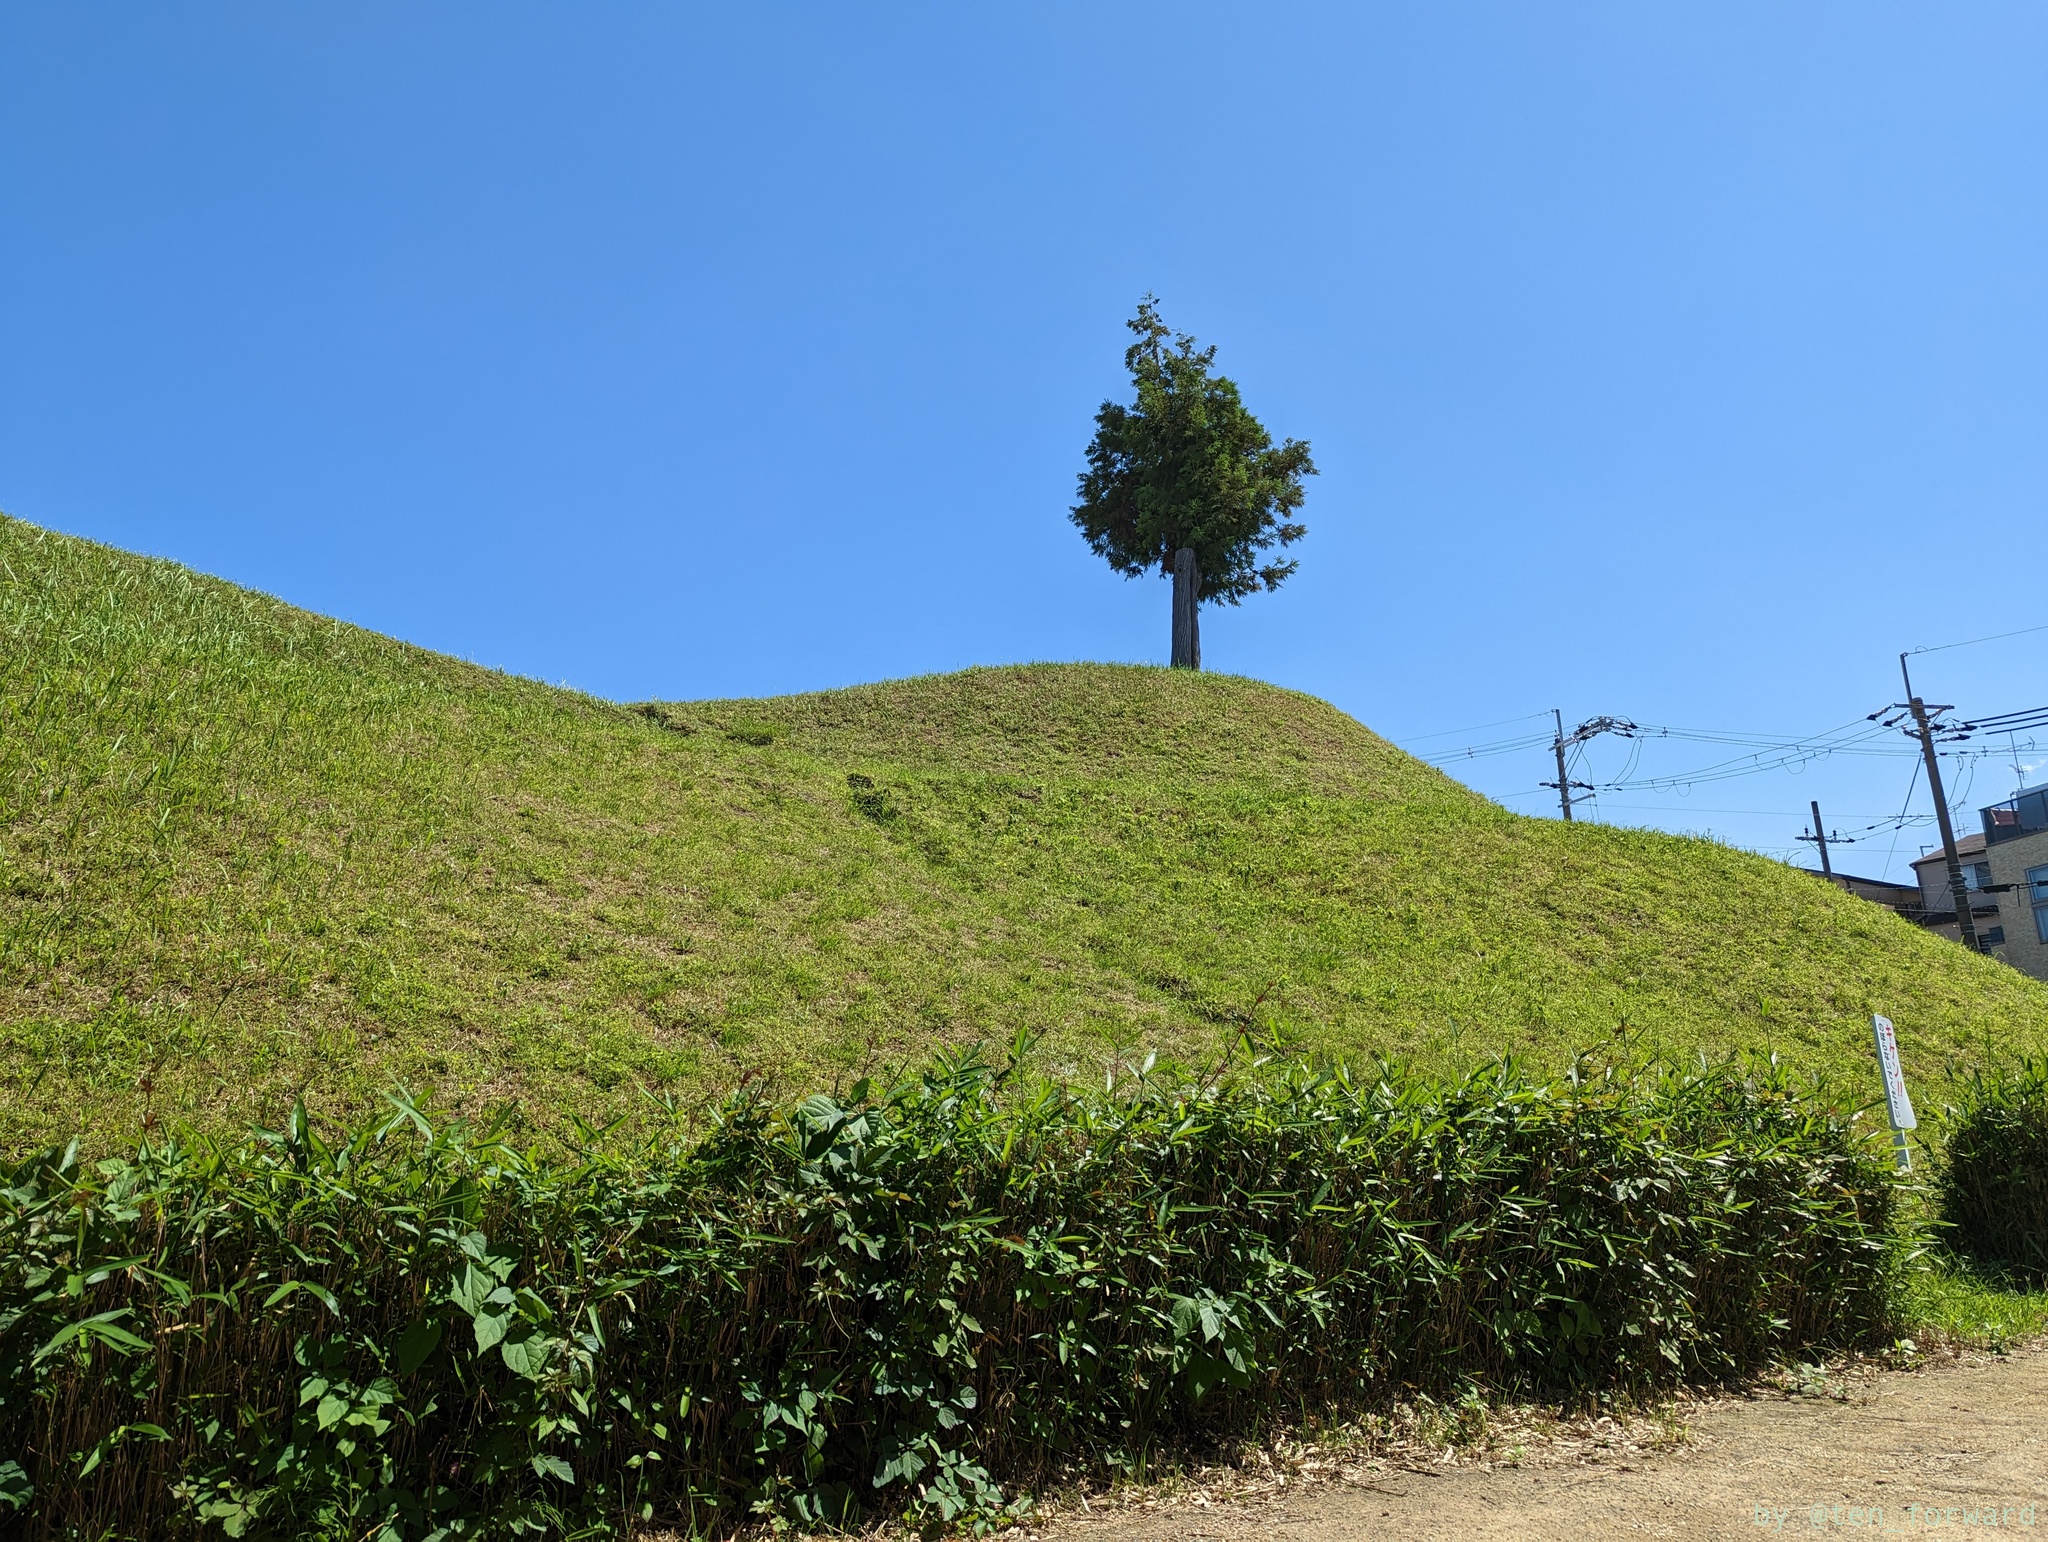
top-left (1071, 298), bottom-right (1316, 604)
top-left (1936, 1058), bottom-right (2048, 1281)
top-left (3, 1050), bottom-right (1895, 1539)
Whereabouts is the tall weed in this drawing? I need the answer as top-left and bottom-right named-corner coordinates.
top-left (1, 1049), bottom-right (1896, 1539)
top-left (1935, 1057), bottom-right (2048, 1282)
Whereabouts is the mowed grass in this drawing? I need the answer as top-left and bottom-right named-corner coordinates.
top-left (3, 513), bottom-right (2045, 1152)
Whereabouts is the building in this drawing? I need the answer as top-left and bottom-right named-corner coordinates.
top-left (1907, 784), bottom-right (2048, 983)
top-left (1909, 831), bottom-right (2003, 947)
top-left (1799, 869), bottom-right (1923, 913)
top-left (1977, 784), bottom-right (2048, 982)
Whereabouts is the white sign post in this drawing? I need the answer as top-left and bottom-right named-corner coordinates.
top-left (1871, 1014), bottom-right (1917, 1172)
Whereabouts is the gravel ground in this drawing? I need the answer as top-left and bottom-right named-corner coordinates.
top-left (1030, 1345), bottom-right (2048, 1540)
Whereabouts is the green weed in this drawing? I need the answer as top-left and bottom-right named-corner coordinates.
top-left (2, 1048), bottom-right (1896, 1539)
top-left (1933, 1058), bottom-right (2048, 1282)
top-left (1900, 1258), bottom-right (2048, 1353)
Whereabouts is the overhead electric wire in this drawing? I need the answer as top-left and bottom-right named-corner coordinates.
top-left (1419, 684), bottom-right (2047, 886)
top-left (1394, 710), bottom-right (1554, 746)
top-left (1907, 620), bottom-right (2048, 657)
top-left (1826, 809), bottom-right (1933, 836)
top-left (1951, 755), bottom-right (1978, 819)
top-left (1417, 731), bottom-right (1556, 764)
top-left (1612, 733), bottom-right (1644, 787)
top-left (1945, 705), bottom-right (2048, 740)
top-left (1582, 803), bottom-right (1931, 819)
top-left (1414, 708), bottom-right (1924, 776)
top-left (1880, 758), bottom-right (1922, 880)
top-left (1597, 742), bottom-right (2019, 795)
top-left (1418, 693), bottom-right (2042, 843)
top-left (1579, 716), bottom-right (2028, 795)
top-left (1417, 720), bottom-right (1910, 773)
top-left (1588, 719), bottom-right (1905, 792)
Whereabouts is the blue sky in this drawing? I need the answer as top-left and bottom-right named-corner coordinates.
top-left (4, 4), bottom-right (2044, 879)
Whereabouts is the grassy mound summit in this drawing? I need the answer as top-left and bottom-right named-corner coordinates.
top-left (1, 514), bottom-right (2041, 1149)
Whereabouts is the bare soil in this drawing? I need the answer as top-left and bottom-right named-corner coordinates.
top-left (1036, 1345), bottom-right (2048, 1540)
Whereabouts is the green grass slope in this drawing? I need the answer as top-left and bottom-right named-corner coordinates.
top-left (2, 514), bottom-right (2042, 1150)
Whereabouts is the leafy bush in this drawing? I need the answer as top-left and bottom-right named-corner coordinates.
top-left (2, 1049), bottom-right (1896, 1540)
top-left (1936, 1057), bottom-right (2048, 1281)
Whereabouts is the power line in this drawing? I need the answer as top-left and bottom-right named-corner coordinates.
top-left (1578, 803), bottom-right (1932, 817)
top-left (1944, 705), bottom-right (2048, 740)
top-left (1583, 722), bottom-right (2027, 794)
top-left (1420, 698), bottom-right (2040, 837)
top-left (1588, 719), bottom-right (1905, 792)
top-left (1907, 619), bottom-right (2048, 658)
top-left (1542, 714), bottom-right (1635, 819)
top-left (1880, 759), bottom-right (1922, 880)
top-left (1418, 715), bottom-right (1925, 773)
top-left (1420, 723), bottom-right (1909, 774)
top-left (1393, 710), bottom-right (1554, 746)
top-left (1421, 732), bottom-right (1557, 763)
top-left (1896, 654), bottom-right (1982, 950)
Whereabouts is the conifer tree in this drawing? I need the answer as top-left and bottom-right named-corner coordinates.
top-left (1071, 298), bottom-right (1316, 668)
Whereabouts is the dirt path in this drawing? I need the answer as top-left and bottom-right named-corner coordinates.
top-left (1050, 1346), bottom-right (2048, 1540)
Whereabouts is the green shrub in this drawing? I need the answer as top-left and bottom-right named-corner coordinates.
top-left (2, 1050), bottom-right (1896, 1540)
top-left (1936, 1057), bottom-right (2048, 1282)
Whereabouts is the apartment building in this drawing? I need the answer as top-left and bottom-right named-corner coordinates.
top-left (1980, 784), bottom-right (2048, 981)
top-left (1910, 783), bottom-right (2048, 982)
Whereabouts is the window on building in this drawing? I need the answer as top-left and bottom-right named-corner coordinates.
top-left (1984, 925), bottom-right (2006, 946)
top-left (2030, 866), bottom-right (2048, 945)
top-left (1969, 862), bottom-right (1993, 890)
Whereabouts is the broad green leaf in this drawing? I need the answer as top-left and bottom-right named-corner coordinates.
top-left (472, 1308), bottom-right (510, 1354)
top-left (500, 1331), bottom-right (553, 1380)
top-left (874, 1448), bottom-right (927, 1487)
top-left (395, 1316), bottom-right (444, 1376)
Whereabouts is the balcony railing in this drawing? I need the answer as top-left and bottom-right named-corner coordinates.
top-left (1982, 787), bottom-right (2048, 845)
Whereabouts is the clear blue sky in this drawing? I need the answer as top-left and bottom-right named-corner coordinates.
top-left (5, 5), bottom-right (2044, 879)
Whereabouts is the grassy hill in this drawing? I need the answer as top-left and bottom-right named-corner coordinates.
top-left (2, 513), bottom-right (2042, 1152)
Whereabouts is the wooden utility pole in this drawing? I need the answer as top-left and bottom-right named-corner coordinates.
top-left (1900, 654), bottom-right (1980, 951)
top-left (1809, 800), bottom-right (1833, 879)
top-left (1543, 714), bottom-right (1630, 821)
top-left (1551, 708), bottom-right (1573, 821)
top-left (1170, 548), bottom-right (1201, 670)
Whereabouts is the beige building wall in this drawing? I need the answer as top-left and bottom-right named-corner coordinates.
top-left (1909, 834), bottom-right (1999, 950)
top-left (1911, 832), bottom-right (1992, 913)
top-left (1983, 825), bottom-right (2048, 984)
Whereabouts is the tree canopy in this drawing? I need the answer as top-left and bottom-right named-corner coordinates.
top-left (1070, 298), bottom-right (1316, 605)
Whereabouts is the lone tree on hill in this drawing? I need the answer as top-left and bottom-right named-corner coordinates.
top-left (1070, 297), bottom-right (1316, 669)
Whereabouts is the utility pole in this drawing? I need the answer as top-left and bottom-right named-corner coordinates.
top-left (1808, 800), bottom-right (1833, 879)
top-left (1543, 712), bottom-right (1631, 822)
top-left (1551, 709), bottom-right (1573, 821)
top-left (1900, 654), bottom-right (1981, 952)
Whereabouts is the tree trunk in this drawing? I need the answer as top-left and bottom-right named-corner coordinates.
top-left (1170, 548), bottom-right (1201, 670)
